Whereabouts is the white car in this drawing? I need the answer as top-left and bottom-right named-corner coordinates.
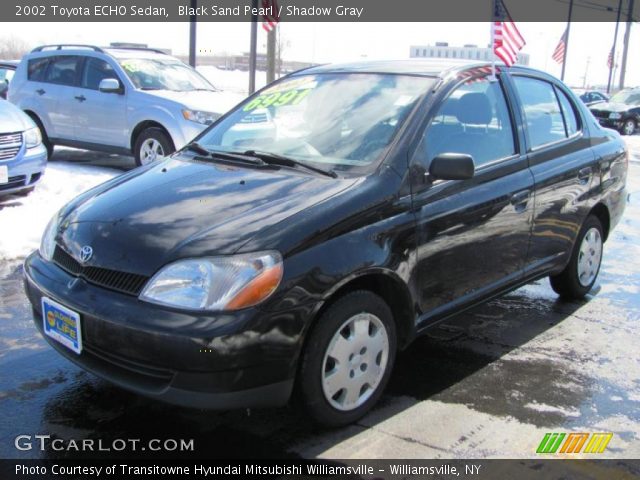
top-left (9, 45), bottom-right (242, 166)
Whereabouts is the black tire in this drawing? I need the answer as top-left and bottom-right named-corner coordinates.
top-left (133, 127), bottom-right (174, 167)
top-left (297, 290), bottom-right (397, 427)
top-left (27, 114), bottom-right (53, 159)
top-left (550, 215), bottom-right (604, 299)
top-left (620, 119), bottom-right (636, 136)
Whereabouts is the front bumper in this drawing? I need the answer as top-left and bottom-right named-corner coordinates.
top-left (23, 252), bottom-right (310, 409)
top-left (595, 117), bottom-right (623, 131)
top-left (0, 143), bottom-right (47, 195)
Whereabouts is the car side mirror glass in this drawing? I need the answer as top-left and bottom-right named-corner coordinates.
top-left (428, 153), bottom-right (475, 181)
top-left (98, 78), bottom-right (122, 94)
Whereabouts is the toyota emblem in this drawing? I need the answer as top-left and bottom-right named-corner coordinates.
top-left (79, 245), bottom-right (93, 263)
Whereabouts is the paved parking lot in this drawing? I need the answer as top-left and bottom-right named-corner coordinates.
top-left (0, 139), bottom-right (639, 459)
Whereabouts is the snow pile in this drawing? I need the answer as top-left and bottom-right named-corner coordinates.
top-left (0, 162), bottom-right (119, 261)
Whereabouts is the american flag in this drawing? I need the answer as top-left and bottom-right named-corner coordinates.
top-left (607, 48), bottom-right (614, 69)
top-left (492, 0), bottom-right (526, 67)
top-left (552, 28), bottom-right (568, 64)
top-left (262, 0), bottom-right (280, 32)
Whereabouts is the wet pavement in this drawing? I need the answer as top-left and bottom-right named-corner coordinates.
top-left (0, 139), bottom-right (639, 460)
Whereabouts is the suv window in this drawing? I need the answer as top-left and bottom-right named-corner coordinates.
top-left (81, 58), bottom-right (118, 90)
top-left (28, 58), bottom-right (50, 82)
top-left (513, 76), bottom-right (568, 148)
top-left (420, 76), bottom-right (516, 168)
top-left (44, 56), bottom-right (82, 86)
top-left (556, 88), bottom-right (579, 136)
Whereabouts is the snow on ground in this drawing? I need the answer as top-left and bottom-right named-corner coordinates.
top-left (0, 162), bottom-right (119, 261)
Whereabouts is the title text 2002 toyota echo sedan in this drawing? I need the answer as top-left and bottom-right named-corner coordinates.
top-left (24, 60), bottom-right (628, 426)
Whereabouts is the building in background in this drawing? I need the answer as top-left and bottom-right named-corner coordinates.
top-left (410, 42), bottom-right (529, 66)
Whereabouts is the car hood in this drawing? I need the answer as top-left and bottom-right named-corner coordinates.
top-left (58, 157), bottom-right (356, 276)
top-left (0, 99), bottom-right (33, 133)
top-left (142, 89), bottom-right (243, 114)
top-left (590, 102), bottom-right (632, 114)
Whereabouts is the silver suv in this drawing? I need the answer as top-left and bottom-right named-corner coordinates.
top-left (9, 45), bottom-right (241, 166)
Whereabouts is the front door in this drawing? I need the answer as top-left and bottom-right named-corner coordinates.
top-left (410, 73), bottom-right (534, 324)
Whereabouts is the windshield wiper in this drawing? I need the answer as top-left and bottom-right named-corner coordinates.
top-left (184, 143), bottom-right (266, 166)
top-left (242, 150), bottom-right (337, 178)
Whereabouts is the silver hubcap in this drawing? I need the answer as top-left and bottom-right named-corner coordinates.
top-left (140, 138), bottom-right (164, 165)
top-left (624, 121), bottom-right (635, 135)
top-left (321, 313), bottom-right (389, 411)
top-left (577, 227), bottom-right (602, 287)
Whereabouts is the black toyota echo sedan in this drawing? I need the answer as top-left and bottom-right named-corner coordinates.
top-left (24, 60), bottom-right (628, 426)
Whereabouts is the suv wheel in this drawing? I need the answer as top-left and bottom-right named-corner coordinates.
top-left (550, 215), bottom-right (603, 299)
top-left (297, 290), bottom-right (396, 427)
top-left (621, 119), bottom-right (636, 136)
top-left (134, 128), bottom-right (174, 167)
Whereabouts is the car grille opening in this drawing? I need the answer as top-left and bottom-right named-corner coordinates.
top-left (0, 175), bottom-right (26, 191)
top-left (52, 245), bottom-right (150, 296)
top-left (0, 132), bottom-right (23, 161)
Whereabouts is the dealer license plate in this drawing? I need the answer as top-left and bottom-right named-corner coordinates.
top-left (0, 165), bottom-right (7, 184)
top-left (42, 297), bottom-right (82, 354)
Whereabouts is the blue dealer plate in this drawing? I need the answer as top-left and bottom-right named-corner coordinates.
top-left (42, 297), bottom-right (82, 354)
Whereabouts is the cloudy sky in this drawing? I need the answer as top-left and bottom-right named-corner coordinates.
top-left (0, 21), bottom-right (637, 88)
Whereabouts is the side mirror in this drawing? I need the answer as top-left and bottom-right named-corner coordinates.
top-left (429, 153), bottom-right (475, 181)
top-left (98, 78), bottom-right (123, 94)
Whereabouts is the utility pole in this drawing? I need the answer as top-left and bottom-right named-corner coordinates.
top-left (188, 0), bottom-right (197, 67)
top-left (248, 0), bottom-right (258, 95)
top-left (266, 28), bottom-right (276, 84)
top-left (582, 56), bottom-right (591, 88)
top-left (560, 0), bottom-right (573, 82)
top-left (607, 0), bottom-right (623, 94)
top-left (619, 0), bottom-right (634, 90)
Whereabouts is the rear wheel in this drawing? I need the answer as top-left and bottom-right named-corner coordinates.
top-left (621, 119), bottom-right (636, 136)
top-left (550, 215), bottom-right (603, 299)
top-left (134, 127), bottom-right (174, 167)
top-left (297, 290), bottom-right (396, 427)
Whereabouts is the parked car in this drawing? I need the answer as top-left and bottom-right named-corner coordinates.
top-left (24, 60), bottom-right (628, 426)
top-left (573, 89), bottom-right (608, 107)
top-left (9, 45), bottom-right (241, 165)
top-left (0, 60), bottom-right (18, 100)
top-left (0, 98), bottom-right (47, 196)
top-left (589, 87), bottom-right (640, 135)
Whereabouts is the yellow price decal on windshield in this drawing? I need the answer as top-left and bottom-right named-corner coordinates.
top-left (243, 88), bottom-right (312, 111)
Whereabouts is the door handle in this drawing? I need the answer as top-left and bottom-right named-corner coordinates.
top-left (74, 95), bottom-right (86, 102)
top-left (578, 167), bottom-right (592, 185)
top-left (511, 190), bottom-right (530, 212)
top-left (36, 89), bottom-right (45, 96)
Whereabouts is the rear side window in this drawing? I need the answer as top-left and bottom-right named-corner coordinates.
top-left (513, 76), bottom-right (568, 149)
top-left (28, 58), bottom-right (50, 81)
top-left (556, 88), bottom-right (579, 136)
top-left (44, 56), bottom-right (82, 86)
top-left (81, 58), bottom-right (118, 90)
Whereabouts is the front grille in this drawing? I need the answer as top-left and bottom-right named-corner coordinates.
top-left (0, 175), bottom-right (26, 191)
top-left (0, 132), bottom-right (22, 161)
top-left (53, 245), bottom-right (149, 296)
top-left (591, 110), bottom-right (609, 119)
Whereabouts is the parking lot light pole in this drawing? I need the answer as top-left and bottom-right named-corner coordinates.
top-left (189, 0), bottom-right (197, 67)
top-left (249, 0), bottom-right (259, 94)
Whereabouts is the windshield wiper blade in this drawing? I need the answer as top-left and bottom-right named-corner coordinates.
top-left (185, 143), bottom-right (266, 166)
top-left (242, 150), bottom-right (337, 178)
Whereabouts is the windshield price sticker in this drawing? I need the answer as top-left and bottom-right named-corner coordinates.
top-left (243, 88), bottom-right (312, 111)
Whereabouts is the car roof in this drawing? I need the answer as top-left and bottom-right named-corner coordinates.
top-left (103, 48), bottom-right (174, 60)
top-left (27, 45), bottom-right (175, 61)
top-left (0, 60), bottom-right (19, 67)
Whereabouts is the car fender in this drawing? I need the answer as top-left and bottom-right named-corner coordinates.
top-left (126, 99), bottom-right (185, 149)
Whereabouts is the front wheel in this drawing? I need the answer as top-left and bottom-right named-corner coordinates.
top-left (134, 128), bottom-right (174, 167)
top-left (297, 290), bottom-right (396, 427)
top-left (621, 119), bottom-right (636, 136)
top-left (550, 215), bottom-right (604, 299)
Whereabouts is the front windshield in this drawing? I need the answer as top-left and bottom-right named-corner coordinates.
top-left (119, 58), bottom-right (215, 92)
top-left (196, 73), bottom-right (434, 173)
top-left (609, 90), bottom-right (640, 105)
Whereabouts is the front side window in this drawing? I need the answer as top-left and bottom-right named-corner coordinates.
top-left (197, 73), bottom-right (434, 174)
top-left (82, 58), bottom-right (118, 90)
top-left (513, 76), bottom-right (569, 149)
top-left (419, 76), bottom-right (516, 168)
top-left (119, 58), bottom-right (215, 92)
top-left (44, 56), bottom-right (82, 86)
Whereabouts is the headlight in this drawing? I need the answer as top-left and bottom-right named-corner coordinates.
top-left (139, 251), bottom-right (283, 311)
top-left (609, 112), bottom-right (622, 120)
top-left (40, 212), bottom-right (60, 261)
top-left (182, 109), bottom-right (221, 125)
top-left (24, 127), bottom-right (42, 148)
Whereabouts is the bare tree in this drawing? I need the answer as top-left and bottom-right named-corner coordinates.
top-left (0, 35), bottom-right (31, 60)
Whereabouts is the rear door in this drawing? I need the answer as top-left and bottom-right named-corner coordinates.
top-left (509, 74), bottom-right (597, 276)
top-left (75, 57), bottom-right (128, 148)
top-left (410, 71), bottom-right (534, 323)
